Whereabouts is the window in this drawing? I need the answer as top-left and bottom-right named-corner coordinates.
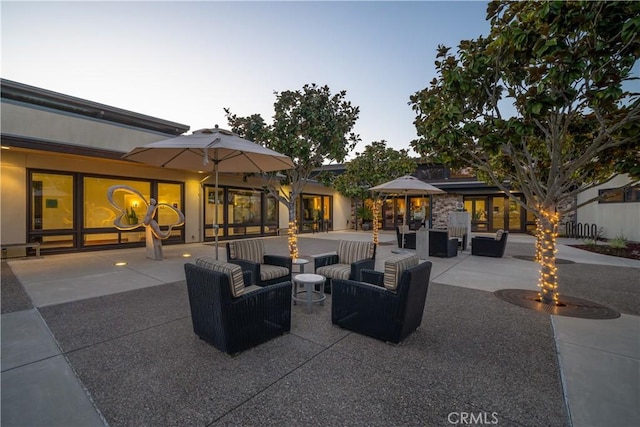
top-left (599, 186), bottom-right (640, 203)
top-left (84, 177), bottom-right (150, 229)
top-left (31, 172), bottom-right (74, 231)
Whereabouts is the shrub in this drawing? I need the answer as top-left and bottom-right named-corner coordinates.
top-left (609, 235), bottom-right (628, 250)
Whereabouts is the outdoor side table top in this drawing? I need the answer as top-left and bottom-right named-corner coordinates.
top-left (292, 273), bottom-right (326, 314)
top-left (292, 258), bottom-right (310, 273)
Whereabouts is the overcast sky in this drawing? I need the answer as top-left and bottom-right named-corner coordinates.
top-left (2, 1), bottom-right (492, 157)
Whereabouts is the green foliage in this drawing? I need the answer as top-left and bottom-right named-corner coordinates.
top-left (127, 207), bottom-right (138, 225)
top-left (609, 234), bottom-right (628, 249)
top-left (225, 84), bottom-right (360, 220)
top-left (583, 238), bottom-right (598, 247)
top-left (410, 0), bottom-right (640, 218)
top-left (357, 205), bottom-right (373, 221)
top-left (330, 140), bottom-right (416, 201)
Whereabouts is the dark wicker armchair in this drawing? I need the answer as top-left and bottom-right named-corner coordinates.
top-left (226, 239), bottom-right (292, 287)
top-left (471, 230), bottom-right (509, 257)
top-left (184, 259), bottom-right (292, 355)
top-left (429, 229), bottom-right (458, 258)
top-left (332, 254), bottom-right (432, 344)
top-left (314, 240), bottom-right (376, 294)
top-left (396, 226), bottom-right (417, 249)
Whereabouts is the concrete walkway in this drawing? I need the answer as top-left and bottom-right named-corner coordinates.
top-left (2, 231), bottom-right (639, 426)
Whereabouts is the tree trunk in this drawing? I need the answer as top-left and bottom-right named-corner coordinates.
top-left (537, 209), bottom-right (560, 305)
top-left (372, 199), bottom-right (380, 245)
top-left (287, 200), bottom-right (299, 259)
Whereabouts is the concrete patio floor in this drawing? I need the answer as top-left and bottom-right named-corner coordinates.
top-left (2, 231), bottom-right (639, 426)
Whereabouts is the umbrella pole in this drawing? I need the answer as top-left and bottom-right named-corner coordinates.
top-left (402, 192), bottom-right (408, 249)
top-left (214, 161), bottom-right (219, 260)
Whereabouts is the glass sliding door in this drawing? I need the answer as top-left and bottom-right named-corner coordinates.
top-left (464, 197), bottom-right (489, 231)
top-left (30, 172), bottom-right (75, 250)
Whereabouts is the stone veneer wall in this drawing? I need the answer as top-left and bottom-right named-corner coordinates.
top-left (431, 194), bottom-right (464, 229)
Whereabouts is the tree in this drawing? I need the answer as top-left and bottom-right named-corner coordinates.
top-left (226, 83), bottom-right (360, 257)
top-left (410, 1), bottom-right (640, 305)
top-left (326, 140), bottom-right (416, 243)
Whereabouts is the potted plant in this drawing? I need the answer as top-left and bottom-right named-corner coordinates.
top-left (358, 205), bottom-right (373, 230)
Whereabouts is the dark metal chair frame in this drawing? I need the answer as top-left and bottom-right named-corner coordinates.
top-left (184, 263), bottom-right (292, 355)
top-left (331, 261), bottom-right (433, 344)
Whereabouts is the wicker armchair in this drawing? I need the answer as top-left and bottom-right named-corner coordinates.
top-left (429, 229), bottom-right (458, 258)
top-left (184, 258), bottom-right (291, 354)
top-left (314, 240), bottom-right (376, 294)
top-left (332, 254), bottom-right (432, 344)
top-left (396, 226), bottom-right (417, 249)
top-left (226, 239), bottom-right (292, 287)
top-left (472, 230), bottom-right (509, 257)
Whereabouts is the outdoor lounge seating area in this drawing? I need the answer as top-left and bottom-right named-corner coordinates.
top-left (3, 232), bottom-right (639, 427)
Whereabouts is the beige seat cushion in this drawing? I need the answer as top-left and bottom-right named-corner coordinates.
top-left (228, 239), bottom-right (264, 263)
top-left (448, 226), bottom-right (466, 238)
top-left (336, 240), bottom-right (374, 265)
top-left (316, 263), bottom-right (351, 280)
top-left (260, 264), bottom-right (289, 282)
top-left (195, 256), bottom-right (245, 297)
top-left (383, 254), bottom-right (419, 292)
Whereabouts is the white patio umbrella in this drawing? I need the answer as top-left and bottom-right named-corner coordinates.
top-left (123, 125), bottom-right (294, 259)
top-left (370, 175), bottom-right (446, 249)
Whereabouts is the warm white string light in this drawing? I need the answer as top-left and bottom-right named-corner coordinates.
top-left (537, 209), bottom-right (560, 305)
top-left (372, 199), bottom-right (380, 245)
top-left (288, 221), bottom-right (299, 259)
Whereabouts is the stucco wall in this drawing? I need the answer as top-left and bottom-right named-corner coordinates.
top-left (576, 174), bottom-right (639, 241)
top-left (2, 102), bottom-right (170, 152)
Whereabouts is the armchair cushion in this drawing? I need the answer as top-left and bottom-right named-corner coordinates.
top-left (228, 239), bottom-right (264, 264)
top-left (316, 263), bottom-right (352, 281)
top-left (260, 264), bottom-right (291, 282)
top-left (226, 239), bottom-right (292, 287)
top-left (337, 240), bottom-right (375, 265)
top-left (196, 256), bottom-right (245, 297)
top-left (313, 241), bottom-right (377, 294)
top-left (383, 254), bottom-right (419, 292)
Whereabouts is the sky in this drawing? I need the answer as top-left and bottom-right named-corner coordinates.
top-left (1, 1), bottom-right (492, 158)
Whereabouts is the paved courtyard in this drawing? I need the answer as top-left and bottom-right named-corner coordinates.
top-left (2, 231), bottom-right (639, 426)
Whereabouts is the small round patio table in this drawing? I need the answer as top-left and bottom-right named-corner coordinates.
top-left (292, 273), bottom-right (326, 314)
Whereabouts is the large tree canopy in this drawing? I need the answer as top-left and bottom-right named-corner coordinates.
top-left (226, 83), bottom-right (360, 256)
top-left (410, 0), bottom-right (640, 304)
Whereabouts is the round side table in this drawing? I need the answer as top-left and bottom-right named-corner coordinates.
top-left (292, 273), bottom-right (326, 313)
top-left (292, 258), bottom-right (310, 274)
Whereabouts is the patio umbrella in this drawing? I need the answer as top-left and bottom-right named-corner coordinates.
top-left (123, 125), bottom-right (294, 259)
top-left (370, 175), bottom-right (446, 249)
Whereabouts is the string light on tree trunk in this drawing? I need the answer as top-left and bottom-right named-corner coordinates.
top-left (288, 221), bottom-right (299, 259)
top-left (537, 209), bottom-right (560, 305)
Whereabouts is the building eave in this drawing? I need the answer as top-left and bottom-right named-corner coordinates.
top-left (1, 79), bottom-right (190, 136)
